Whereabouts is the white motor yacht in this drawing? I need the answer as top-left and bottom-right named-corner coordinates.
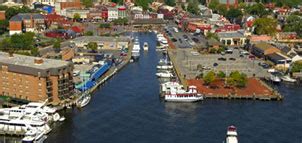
top-left (281, 75), bottom-right (297, 83)
top-left (164, 86), bottom-right (203, 102)
top-left (131, 38), bottom-right (140, 61)
top-left (225, 125), bottom-right (238, 143)
top-left (22, 129), bottom-right (47, 143)
top-left (156, 71), bottom-right (174, 78)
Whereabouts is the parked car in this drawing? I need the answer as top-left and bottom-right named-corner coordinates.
top-left (218, 57), bottom-right (227, 61)
top-left (229, 58), bottom-right (236, 61)
top-left (213, 63), bottom-right (219, 67)
top-left (179, 38), bottom-right (183, 43)
top-left (183, 35), bottom-right (188, 39)
top-left (171, 38), bottom-right (177, 42)
top-left (192, 38), bottom-right (199, 43)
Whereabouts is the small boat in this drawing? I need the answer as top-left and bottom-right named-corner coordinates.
top-left (22, 130), bottom-right (47, 143)
top-left (157, 65), bottom-right (173, 70)
top-left (153, 30), bottom-right (158, 34)
top-left (225, 125), bottom-right (238, 143)
top-left (59, 117), bottom-right (65, 122)
top-left (164, 86), bottom-right (203, 102)
top-left (156, 71), bottom-right (174, 78)
top-left (281, 75), bottom-right (297, 83)
top-left (78, 94), bottom-right (91, 108)
top-left (270, 75), bottom-right (281, 83)
top-left (143, 42), bottom-right (148, 51)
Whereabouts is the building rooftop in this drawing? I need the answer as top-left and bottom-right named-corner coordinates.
top-left (217, 31), bottom-right (245, 39)
top-left (10, 13), bottom-right (44, 21)
top-left (72, 36), bottom-right (131, 43)
top-left (0, 52), bottom-right (73, 77)
top-left (254, 42), bottom-right (275, 51)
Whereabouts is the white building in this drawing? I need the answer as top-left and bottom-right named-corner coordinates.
top-left (108, 7), bottom-right (118, 21)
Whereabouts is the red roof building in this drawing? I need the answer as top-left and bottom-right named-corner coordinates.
top-left (215, 24), bottom-right (240, 33)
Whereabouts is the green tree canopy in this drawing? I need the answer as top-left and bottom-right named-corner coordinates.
top-left (209, 0), bottom-right (219, 10)
top-left (82, 0), bottom-right (93, 8)
top-left (135, 0), bottom-right (153, 10)
top-left (111, 0), bottom-right (123, 5)
top-left (284, 15), bottom-right (302, 38)
top-left (84, 31), bottom-right (94, 36)
top-left (187, 0), bottom-right (200, 15)
top-left (228, 71), bottom-right (248, 87)
top-left (253, 18), bottom-right (277, 36)
top-left (53, 38), bottom-right (61, 49)
top-left (99, 23), bottom-right (111, 28)
top-left (0, 20), bottom-right (9, 34)
top-left (291, 61), bottom-right (302, 73)
top-left (246, 3), bottom-right (270, 17)
top-left (87, 42), bottom-right (98, 51)
top-left (217, 71), bottom-right (226, 78)
top-left (203, 70), bottom-right (216, 85)
top-left (165, 0), bottom-right (176, 6)
top-left (226, 8), bottom-right (242, 21)
top-left (10, 32), bottom-right (35, 50)
top-left (73, 13), bottom-right (81, 21)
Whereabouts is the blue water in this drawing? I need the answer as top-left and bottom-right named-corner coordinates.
top-left (44, 33), bottom-right (302, 143)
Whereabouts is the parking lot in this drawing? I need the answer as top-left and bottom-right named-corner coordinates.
top-left (173, 48), bottom-right (271, 79)
top-left (164, 25), bottom-right (207, 49)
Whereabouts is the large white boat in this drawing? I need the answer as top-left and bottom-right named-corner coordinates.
top-left (143, 42), bottom-right (148, 51)
top-left (0, 100), bottom-right (63, 136)
top-left (225, 125), bottom-right (238, 143)
top-left (281, 75), bottom-right (297, 83)
top-left (77, 93), bottom-right (91, 108)
top-left (160, 82), bottom-right (184, 96)
top-left (22, 129), bottom-right (47, 143)
top-left (132, 38), bottom-right (140, 61)
top-left (156, 71), bottom-right (174, 78)
top-left (164, 86), bottom-right (203, 102)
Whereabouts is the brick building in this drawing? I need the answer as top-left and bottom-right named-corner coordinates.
top-left (0, 52), bottom-right (74, 103)
top-left (9, 13), bottom-right (45, 35)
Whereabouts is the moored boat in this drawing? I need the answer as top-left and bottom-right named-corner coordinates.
top-left (225, 125), bottom-right (238, 143)
top-left (131, 38), bottom-right (140, 61)
top-left (22, 129), bottom-right (47, 143)
top-left (281, 75), bottom-right (297, 83)
top-left (270, 75), bottom-right (281, 83)
top-left (143, 42), bottom-right (148, 51)
top-left (164, 86), bottom-right (203, 102)
top-left (156, 71), bottom-right (174, 78)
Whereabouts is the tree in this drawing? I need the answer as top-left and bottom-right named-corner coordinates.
top-left (246, 3), bottom-right (269, 17)
top-left (135, 0), bottom-right (153, 10)
top-left (87, 42), bottom-right (98, 51)
top-left (82, 0), bottom-right (93, 8)
top-left (73, 13), bottom-right (81, 21)
top-left (229, 71), bottom-right (248, 88)
top-left (217, 71), bottom-right (226, 78)
top-left (209, 0), bottom-right (219, 10)
top-left (5, 7), bottom-right (19, 20)
top-left (10, 32), bottom-right (35, 50)
top-left (203, 71), bottom-right (216, 85)
top-left (187, 0), bottom-right (200, 15)
top-left (284, 15), bottom-right (302, 38)
top-left (291, 61), bottom-right (302, 73)
top-left (99, 23), bottom-right (111, 28)
top-left (253, 18), bottom-right (277, 36)
top-left (165, 0), bottom-right (176, 6)
top-left (215, 4), bottom-right (227, 16)
top-left (53, 38), bottom-right (61, 53)
top-left (226, 8), bottom-right (242, 22)
top-left (111, 0), bottom-right (123, 5)
top-left (84, 31), bottom-right (94, 36)
top-left (0, 38), bottom-right (13, 53)
top-left (0, 20), bottom-right (9, 34)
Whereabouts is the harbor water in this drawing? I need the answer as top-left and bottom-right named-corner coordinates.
top-left (2, 33), bottom-right (302, 143)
